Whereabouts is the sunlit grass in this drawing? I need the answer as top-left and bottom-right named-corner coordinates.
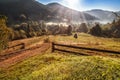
top-left (49, 33), bottom-right (120, 51)
top-left (0, 51), bottom-right (120, 80)
top-left (6, 33), bottom-right (120, 52)
top-left (0, 33), bottom-right (120, 80)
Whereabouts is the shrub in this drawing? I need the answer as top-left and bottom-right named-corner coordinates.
top-left (29, 32), bottom-right (37, 37)
top-left (0, 15), bottom-right (13, 50)
top-left (44, 37), bottom-right (50, 43)
top-left (19, 30), bottom-right (27, 39)
top-left (13, 31), bottom-right (21, 40)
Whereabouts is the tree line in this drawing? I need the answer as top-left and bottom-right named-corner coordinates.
top-left (1, 14), bottom-right (120, 51)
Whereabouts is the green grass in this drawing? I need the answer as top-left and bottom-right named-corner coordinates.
top-left (49, 33), bottom-right (120, 51)
top-left (0, 33), bottom-right (120, 80)
top-left (0, 52), bottom-right (120, 80)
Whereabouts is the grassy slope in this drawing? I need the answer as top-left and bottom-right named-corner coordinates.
top-left (0, 52), bottom-right (120, 80)
top-left (50, 33), bottom-right (120, 51)
top-left (0, 33), bottom-right (120, 80)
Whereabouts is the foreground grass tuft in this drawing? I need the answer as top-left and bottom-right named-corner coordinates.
top-left (0, 52), bottom-right (120, 80)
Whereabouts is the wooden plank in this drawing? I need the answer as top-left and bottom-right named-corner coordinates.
top-left (53, 43), bottom-right (120, 54)
top-left (8, 43), bottom-right (25, 49)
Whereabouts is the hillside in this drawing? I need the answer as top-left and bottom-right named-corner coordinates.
top-left (47, 3), bottom-right (98, 22)
top-left (0, 33), bottom-right (120, 80)
top-left (85, 9), bottom-right (119, 23)
top-left (0, 0), bottom-right (98, 24)
top-left (0, 1), bottom-right (120, 80)
top-left (0, 0), bottom-right (50, 23)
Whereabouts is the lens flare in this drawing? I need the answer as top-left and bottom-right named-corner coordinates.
top-left (61, 0), bottom-right (82, 11)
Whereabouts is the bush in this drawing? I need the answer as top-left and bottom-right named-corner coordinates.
top-left (0, 15), bottom-right (13, 50)
top-left (13, 31), bottom-right (21, 40)
top-left (29, 32), bottom-right (37, 37)
top-left (19, 30), bottom-right (27, 39)
top-left (44, 37), bottom-right (50, 43)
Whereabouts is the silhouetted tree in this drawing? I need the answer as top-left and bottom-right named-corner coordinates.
top-left (67, 25), bottom-right (72, 35)
top-left (112, 29), bottom-right (120, 38)
top-left (19, 14), bottom-right (27, 22)
top-left (77, 23), bottom-right (88, 33)
top-left (112, 19), bottom-right (116, 24)
top-left (89, 24), bottom-right (102, 36)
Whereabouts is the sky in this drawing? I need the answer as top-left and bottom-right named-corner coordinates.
top-left (36, 0), bottom-right (120, 11)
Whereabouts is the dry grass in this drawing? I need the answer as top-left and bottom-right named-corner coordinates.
top-left (49, 33), bottom-right (120, 51)
top-left (0, 52), bottom-right (120, 80)
top-left (0, 33), bottom-right (120, 80)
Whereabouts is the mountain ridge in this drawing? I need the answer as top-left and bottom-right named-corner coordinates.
top-left (85, 9), bottom-right (120, 22)
top-left (0, 1), bottom-right (98, 24)
top-left (47, 3), bottom-right (98, 22)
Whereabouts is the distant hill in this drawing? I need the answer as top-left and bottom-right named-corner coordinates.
top-left (47, 3), bottom-right (98, 22)
top-left (116, 11), bottom-right (120, 16)
top-left (0, 0), bottom-right (50, 23)
top-left (0, 1), bottom-right (98, 24)
top-left (85, 9), bottom-right (120, 23)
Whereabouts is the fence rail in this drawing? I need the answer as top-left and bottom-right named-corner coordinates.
top-left (8, 43), bottom-right (25, 49)
top-left (52, 42), bottom-right (120, 55)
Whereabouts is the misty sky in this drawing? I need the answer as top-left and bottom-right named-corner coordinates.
top-left (36, 0), bottom-right (120, 11)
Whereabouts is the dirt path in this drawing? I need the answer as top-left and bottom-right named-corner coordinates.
top-left (0, 43), bottom-right (50, 68)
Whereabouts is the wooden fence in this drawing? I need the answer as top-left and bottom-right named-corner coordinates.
top-left (8, 43), bottom-right (25, 50)
top-left (52, 42), bottom-right (120, 55)
top-left (0, 43), bottom-right (27, 61)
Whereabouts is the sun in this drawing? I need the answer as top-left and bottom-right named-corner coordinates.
top-left (61, 0), bottom-right (82, 11)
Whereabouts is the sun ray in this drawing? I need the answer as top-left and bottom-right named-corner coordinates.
top-left (60, 0), bottom-right (89, 25)
top-left (61, 0), bottom-right (82, 11)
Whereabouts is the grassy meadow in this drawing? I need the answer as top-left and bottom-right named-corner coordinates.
top-left (0, 52), bottom-right (120, 80)
top-left (49, 33), bottom-right (120, 51)
top-left (0, 33), bottom-right (120, 80)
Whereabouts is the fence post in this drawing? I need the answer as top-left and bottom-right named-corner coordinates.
top-left (52, 42), bottom-right (55, 52)
top-left (21, 43), bottom-right (25, 49)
